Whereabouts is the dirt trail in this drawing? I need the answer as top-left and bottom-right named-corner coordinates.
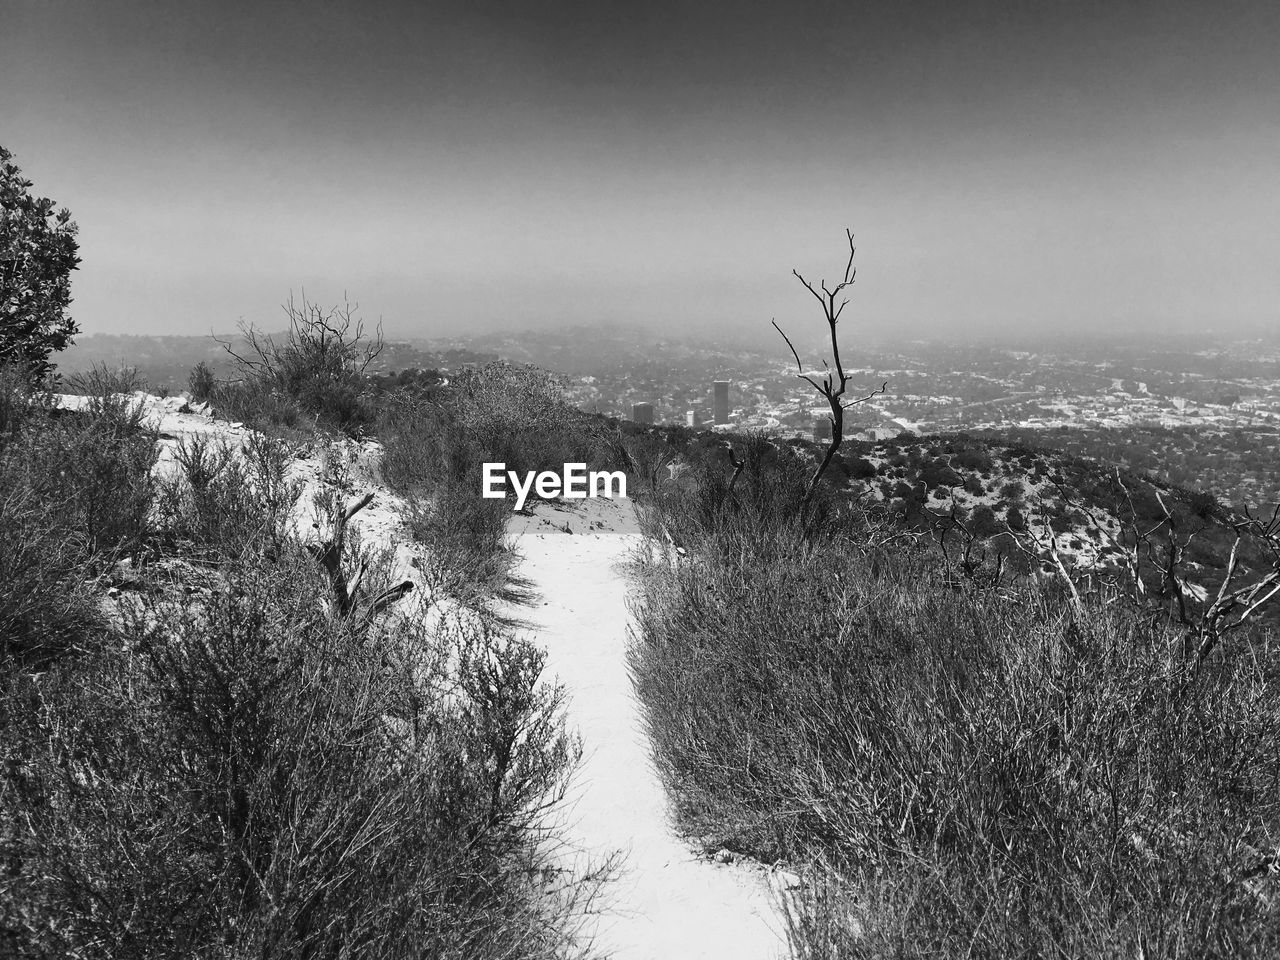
top-left (510, 496), bottom-right (784, 960)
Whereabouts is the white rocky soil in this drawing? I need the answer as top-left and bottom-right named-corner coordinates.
top-left (59, 392), bottom-right (435, 609)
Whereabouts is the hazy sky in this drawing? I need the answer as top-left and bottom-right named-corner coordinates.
top-left (4, 0), bottom-right (1278, 345)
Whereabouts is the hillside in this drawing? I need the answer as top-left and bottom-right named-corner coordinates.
top-left (1, 377), bottom-right (602, 958)
top-left (621, 419), bottom-right (1276, 615)
top-left (624, 411), bottom-right (1280, 957)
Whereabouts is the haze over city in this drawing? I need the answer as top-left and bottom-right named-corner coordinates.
top-left (4, 0), bottom-right (1279, 343)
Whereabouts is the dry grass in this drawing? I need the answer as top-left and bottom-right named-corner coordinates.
top-left (378, 362), bottom-right (614, 612)
top-left (0, 364), bottom-right (156, 666)
top-left (629, 461), bottom-right (1280, 959)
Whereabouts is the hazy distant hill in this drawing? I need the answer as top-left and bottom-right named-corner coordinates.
top-left (57, 325), bottom-right (774, 396)
top-left (57, 333), bottom-right (498, 391)
top-left (413, 325), bottom-right (772, 376)
top-left (58, 333), bottom-right (237, 387)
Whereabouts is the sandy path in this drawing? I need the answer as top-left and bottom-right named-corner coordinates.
top-left (510, 496), bottom-right (784, 960)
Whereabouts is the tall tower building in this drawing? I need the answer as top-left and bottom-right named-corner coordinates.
top-left (631, 401), bottom-right (654, 425)
top-left (712, 380), bottom-right (730, 424)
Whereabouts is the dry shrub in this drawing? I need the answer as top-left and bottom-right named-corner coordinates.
top-left (213, 293), bottom-right (381, 437)
top-left (2, 373), bottom-right (601, 958)
top-left (630, 467), bottom-right (1280, 959)
top-left (378, 362), bottom-right (607, 609)
top-left (2, 547), bottom-right (594, 959)
top-left (155, 430), bottom-right (300, 561)
top-left (0, 364), bottom-right (156, 666)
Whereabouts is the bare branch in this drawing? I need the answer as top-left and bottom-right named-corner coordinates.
top-left (726, 444), bottom-right (745, 498)
top-left (772, 319), bottom-right (805, 374)
top-left (841, 381), bottom-right (888, 410)
top-left (791, 270), bottom-right (828, 310)
top-left (365, 581), bottom-right (415, 622)
top-left (343, 491), bottom-right (375, 522)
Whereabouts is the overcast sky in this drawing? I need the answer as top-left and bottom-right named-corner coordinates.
top-left (4, 0), bottom-right (1278, 345)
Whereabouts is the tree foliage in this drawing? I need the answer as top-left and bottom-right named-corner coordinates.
top-left (1, 146), bottom-right (81, 381)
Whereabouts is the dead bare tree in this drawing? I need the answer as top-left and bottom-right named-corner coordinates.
top-left (1098, 484), bottom-right (1280, 670)
top-left (1195, 504), bottom-right (1280, 667)
top-left (1000, 500), bottom-right (1085, 612)
top-left (932, 500), bottom-right (1007, 592)
top-left (217, 291), bottom-right (384, 391)
top-left (725, 442), bottom-right (746, 498)
top-left (1005, 470), bottom-right (1280, 670)
top-left (772, 229), bottom-right (886, 522)
top-left (307, 491), bottom-right (413, 624)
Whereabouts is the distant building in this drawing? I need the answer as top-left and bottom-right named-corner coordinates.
top-left (685, 410), bottom-right (695, 427)
top-left (713, 380), bottom-right (730, 424)
top-left (631, 401), bottom-right (654, 425)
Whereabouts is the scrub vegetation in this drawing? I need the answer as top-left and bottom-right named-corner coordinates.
top-left (0, 358), bottom-right (601, 959)
top-left (377, 360), bottom-right (616, 611)
top-left (623, 233), bottom-right (1280, 959)
top-left (630, 453), bottom-right (1280, 957)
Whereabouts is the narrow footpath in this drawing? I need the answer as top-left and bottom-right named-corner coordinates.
top-left (510, 496), bottom-right (783, 960)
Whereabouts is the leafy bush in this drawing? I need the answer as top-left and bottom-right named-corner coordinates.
top-left (969, 502), bottom-right (1001, 537)
top-left (615, 428), bottom-right (677, 496)
top-left (0, 362), bottom-right (53, 440)
top-left (638, 432), bottom-right (838, 552)
top-left (847, 456), bottom-right (878, 480)
top-left (953, 444), bottom-right (994, 472)
top-left (919, 456), bottom-right (962, 489)
top-left (1006, 503), bottom-right (1027, 531)
top-left (0, 145), bottom-right (81, 381)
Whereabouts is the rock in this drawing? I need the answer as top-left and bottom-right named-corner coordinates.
top-left (712, 848), bottom-right (735, 864)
